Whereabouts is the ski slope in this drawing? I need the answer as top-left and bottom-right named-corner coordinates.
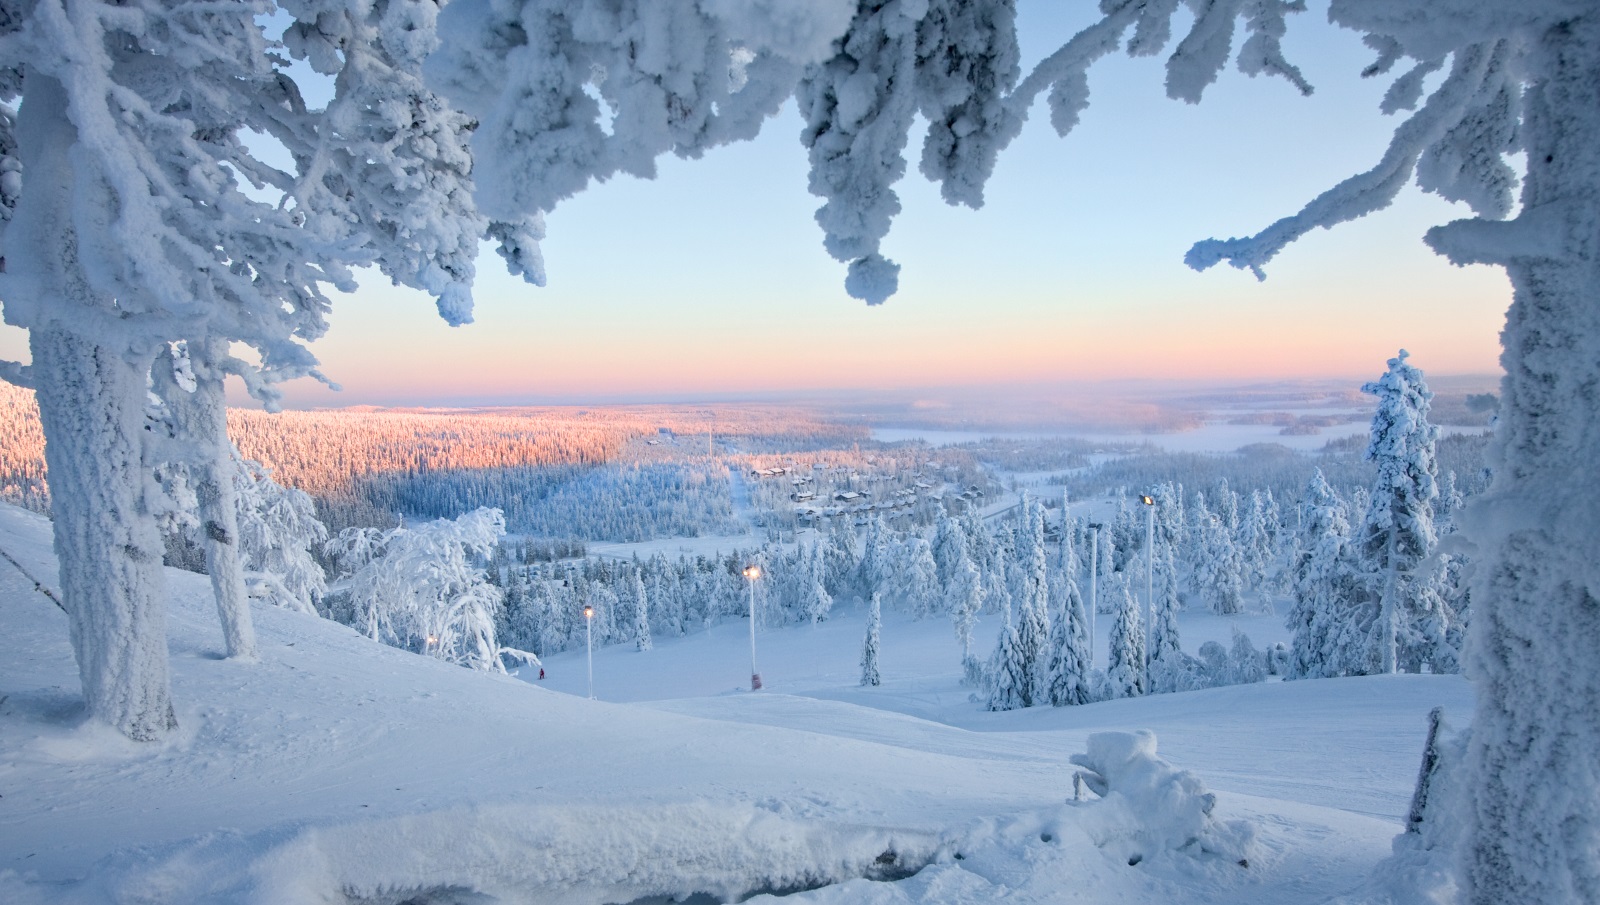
top-left (0, 503), bottom-right (1471, 903)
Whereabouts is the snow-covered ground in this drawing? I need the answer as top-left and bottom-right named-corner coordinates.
top-left (0, 503), bottom-right (1471, 904)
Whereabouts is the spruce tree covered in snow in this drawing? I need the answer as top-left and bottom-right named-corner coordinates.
top-left (1014, 571), bottom-right (1050, 707)
top-left (948, 557), bottom-right (983, 665)
top-left (1239, 489), bottom-right (1277, 607)
top-left (800, 544), bottom-right (834, 625)
top-left (858, 516), bottom-right (891, 602)
top-left (1146, 544), bottom-right (1185, 693)
top-left (932, 509), bottom-right (967, 587)
top-left (901, 536), bottom-right (940, 617)
top-left (985, 606), bottom-right (1028, 712)
top-left (1105, 575), bottom-right (1146, 700)
top-left (1192, 491), bottom-right (1245, 616)
top-left (1287, 469), bottom-right (1363, 679)
top-left (823, 516), bottom-right (859, 600)
top-left (1005, 496), bottom-right (1051, 704)
top-left (1359, 350), bottom-right (1440, 674)
top-left (1044, 538), bottom-right (1093, 707)
top-left (860, 592), bottom-right (881, 687)
top-left (631, 569), bottom-right (651, 652)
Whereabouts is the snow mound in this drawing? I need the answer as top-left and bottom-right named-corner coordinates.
top-left (0, 802), bottom-right (942, 905)
top-left (1070, 730), bottom-right (1256, 869)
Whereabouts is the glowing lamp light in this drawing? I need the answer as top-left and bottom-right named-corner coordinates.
top-left (743, 563), bottom-right (763, 690)
top-left (583, 605), bottom-right (594, 619)
top-left (1140, 495), bottom-right (1154, 506)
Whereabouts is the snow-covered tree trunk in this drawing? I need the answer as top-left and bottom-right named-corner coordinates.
top-left (9, 78), bottom-right (176, 740)
top-left (1456, 15), bottom-right (1600, 903)
top-left (153, 341), bottom-right (256, 660)
top-left (33, 324), bottom-right (176, 740)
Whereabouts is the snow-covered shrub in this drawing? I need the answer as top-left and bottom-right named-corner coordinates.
top-left (328, 508), bottom-right (532, 672)
top-left (1069, 730), bottom-right (1255, 868)
top-left (232, 455), bottom-right (328, 616)
top-left (1227, 630), bottom-right (1266, 686)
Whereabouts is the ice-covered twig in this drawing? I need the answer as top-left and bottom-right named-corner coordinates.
top-left (1007, 6), bottom-right (1135, 136)
top-left (1236, 1), bottom-right (1314, 97)
top-left (1185, 40), bottom-right (1505, 279)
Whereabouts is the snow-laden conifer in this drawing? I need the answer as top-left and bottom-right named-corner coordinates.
top-left (801, 544), bottom-right (834, 625)
top-left (1286, 469), bottom-right (1361, 679)
top-left (858, 516), bottom-right (891, 602)
top-left (947, 550), bottom-right (983, 663)
top-left (631, 569), bottom-right (652, 652)
top-left (1146, 545), bottom-right (1185, 693)
top-left (985, 606), bottom-right (1027, 712)
top-left (901, 536), bottom-right (939, 617)
top-left (1044, 538), bottom-right (1093, 707)
top-left (1105, 575), bottom-right (1146, 700)
top-left (823, 516), bottom-right (859, 600)
top-left (1360, 350), bottom-right (1440, 674)
top-left (860, 592), bottom-right (882, 687)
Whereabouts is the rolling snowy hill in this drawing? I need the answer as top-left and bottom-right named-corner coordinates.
top-left (0, 503), bottom-right (1470, 904)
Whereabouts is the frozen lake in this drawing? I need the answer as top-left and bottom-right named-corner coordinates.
top-left (872, 419), bottom-right (1373, 455)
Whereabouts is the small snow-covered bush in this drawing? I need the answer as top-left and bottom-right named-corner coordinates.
top-left (1069, 730), bottom-right (1254, 869)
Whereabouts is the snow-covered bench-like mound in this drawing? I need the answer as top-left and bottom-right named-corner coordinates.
top-left (1070, 730), bottom-right (1255, 869)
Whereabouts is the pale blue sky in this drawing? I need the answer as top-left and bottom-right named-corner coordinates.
top-left (0, 3), bottom-right (1512, 407)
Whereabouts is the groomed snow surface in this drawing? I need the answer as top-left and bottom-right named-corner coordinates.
top-left (0, 503), bottom-right (1470, 904)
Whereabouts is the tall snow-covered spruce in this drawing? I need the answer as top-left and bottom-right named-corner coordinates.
top-left (1359, 349), bottom-right (1441, 674)
top-left (860, 591), bottom-right (882, 687)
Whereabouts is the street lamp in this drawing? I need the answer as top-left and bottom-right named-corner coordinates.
top-left (1140, 494), bottom-right (1156, 663)
top-left (583, 604), bottom-right (595, 699)
top-left (743, 564), bottom-right (763, 690)
top-left (1087, 522), bottom-right (1103, 660)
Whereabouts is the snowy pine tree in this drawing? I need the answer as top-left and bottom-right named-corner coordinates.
top-left (631, 569), bottom-right (652, 652)
top-left (860, 592), bottom-right (882, 687)
top-left (802, 544), bottom-right (834, 625)
top-left (902, 536), bottom-right (940, 617)
top-left (1044, 543), bottom-right (1093, 707)
top-left (985, 607), bottom-right (1028, 712)
top-left (1286, 470), bottom-right (1363, 679)
top-left (947, 550), bottom-right (984, 662)
top-left (1105, 576), bottom-right (1146, 699)
top-left (1146, 544), bottom-right (1185, 693)
top-left (1360, 350), bottom-right (1440, 674)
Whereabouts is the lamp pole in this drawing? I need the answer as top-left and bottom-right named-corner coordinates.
top-left (744, 564), bottom-right (763, 690)
top-left (1141, 494), bottom-right (1156, 663)
top-left (583, 604), bottom-right (594, 699)
top-left (1088, 522), bottom-right (1102, 663)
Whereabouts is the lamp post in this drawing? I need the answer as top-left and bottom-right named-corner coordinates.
top-left (1140, 494), bottom-right (1156, 662)
top-left (583, 604), bottom-right (594, 699)
top-left (1087, 522), bottom-right (1102, 663)
top-left (743, 564), bottom-right (763, 690)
